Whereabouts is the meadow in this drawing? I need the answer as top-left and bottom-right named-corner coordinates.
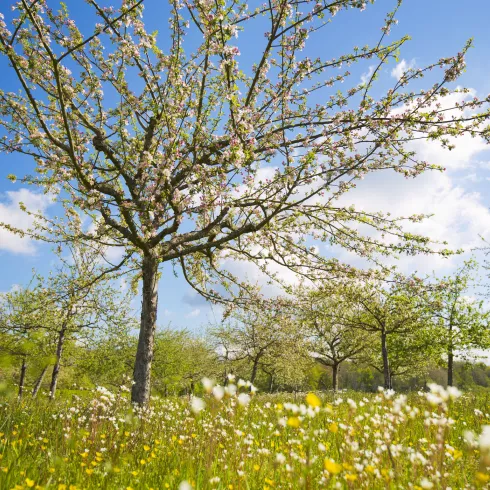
top-left (0, 381), bottom-right (489, 490)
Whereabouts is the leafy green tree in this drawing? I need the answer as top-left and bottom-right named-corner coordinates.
top-left (429, 260), bottom-right (490, 387)
top-left (298, 287), bottom-right (370, 391)
top-left (1, 0), bottom-right (489, 404)
top-left (336, 277), bottom-right (433, 389)
top-left (0, 283), bottom-right (55, 398)
top-left (211, 298), bottom-right (305, 387)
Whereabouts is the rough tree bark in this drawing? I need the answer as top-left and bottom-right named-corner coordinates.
top-left (447, 323), bottom-right (454, 387)
top-left (49, 325), bottom-right (67, 400)
top-left (332, 363), bottom-right (339, 392)
top-left (18, 357), bottom-right (27, 399)
top-left (32, 365), bottom-right (48, 398)
top-left (381, 331), bottom-right (391, 390)
top-left (131, 254), bottom-right (160, 405)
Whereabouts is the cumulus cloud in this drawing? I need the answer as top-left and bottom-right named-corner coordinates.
top-left (0, 188), bottom-right (53, 254)
top-left (391, 59), bottom-right (415, 80)
top-left (185, 308), bottom-right (201, 318)
top-left (361, 65), bottom-right (376, 85)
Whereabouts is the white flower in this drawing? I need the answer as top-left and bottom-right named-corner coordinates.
top-left (276, 453), bottom-right (286, 464)
top-left (225, 384), bottom-right (237, 397)
top-left (237, 393), bottom-right (251, 407)
top-left (212, 385), bottom-right (225, 401)
top-left (479, 425), bottom-right (490, 451)
top-left (179, 481), bottom-right (192, 490)
top-left (420, 478), bottom-right (434, 489)
top-left (190, 396), bottom-right (206, 414)
top-left (202, 377), bottom-right (214, 393)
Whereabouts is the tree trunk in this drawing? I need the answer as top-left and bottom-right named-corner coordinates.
top-left (332, 363), bottom-right (339, 391)
top-left (250, 357), bottom-right (260, 384)
top-left (18, 357), bottom-right (27, 399)
top-left (131, 254), bottom-right (160, 405)
top-left (32, 365), bottom-right (48, 398)
top-left (447, 322), bottom-right (454, 387)
top-left (381, 331), bottom-right (391, 390)
top-left (447, 347), bottom-right (454, 387)
top-left (49, 326), bottom-right (67, 400)
top-left (268, 373), bottom-right (274, 393)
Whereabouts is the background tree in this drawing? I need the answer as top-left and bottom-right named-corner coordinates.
top-left (0, 283), bottom-right (55, 398)
top-left (336, 277), bottom-right (431, 389)
top-left (1, 0), bottom-right (489, 404)
top-left (298, 287), bottom-right (369, 391)
top-left (211, 298), bottom-right (303, 386)
top-left (41, 242), bottom-right (134, 399)
top-left (429, 260), bottom-right (490, 387)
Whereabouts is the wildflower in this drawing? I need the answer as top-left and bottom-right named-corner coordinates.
top-left (420, 478), bottom-right (434, 489)
top-left (191, 397), bottom-right (206, 414)
top-left (287, 417), bottom-right (301, 428)
top-left (479, 425), bottom-right (490, 451)
top-left (476, 472), bottom-right (490, 483)
top-left (179, 481), bottom-right (192, 490)
top-left (202, 378), bottom-right (214, 393)
top-left (324, 459), bottom-right (342, 474)
top-left (25, 479), bottom-right (35, 488)
top-left (275, 453), bottom-right (286, 464)
top-left (306, 393), bottom-right (321, 408)
top-left (212, 386), bottom-right (225, 401)
top-left (238, 393), bottom-right (251, 407)
top-left (328, 422), bottom-right (339, 433)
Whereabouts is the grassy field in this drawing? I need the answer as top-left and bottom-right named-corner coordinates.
top-left (0, 382), bottom-right (489, 489)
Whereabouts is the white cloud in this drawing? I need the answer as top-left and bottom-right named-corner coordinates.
top-left (185, 308), bottom-right (201, 318)
top-left (0, 188), bottom-right (53, 254)
top-left (391, 59), bottom-right (415, 80)
top-left (361, 65), bottom-right (375, 85)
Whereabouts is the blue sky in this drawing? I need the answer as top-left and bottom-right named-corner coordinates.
top-left (1, 0), bottom-right (490, 333)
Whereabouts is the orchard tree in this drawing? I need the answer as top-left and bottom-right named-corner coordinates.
top-left (298, 287), bottom-right (369, 391)
top-left (1, 0), bottom-right (489, 404)
top-left (429, 260), bottom-right (490, 387)
top-left (336, 277), bottom-right (431, 389)
top-left (42, 241), bottom-right (134, 399)
top-left (211, 298), bottom-right (302, 385)
top-left (0, 283), bottom-right (55, 398)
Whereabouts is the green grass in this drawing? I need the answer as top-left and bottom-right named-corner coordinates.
top-left (0, 385), bottom-right (489, 489)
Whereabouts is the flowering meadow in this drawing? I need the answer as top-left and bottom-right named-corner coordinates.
top-left (0, 381), bottom-right (489, 490)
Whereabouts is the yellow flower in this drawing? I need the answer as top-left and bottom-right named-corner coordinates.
top-left (253, 464), bottom-right (261, 471)
top-left (85, 469), bottom-right (94, 475)
top-left (345, 474), bottom-right (357, 482)
top-left (1, 467), bottom-right (8, 473)
top-left (324, 459), bottom-right (342, 475)
top-left (306, 393), bottom-right (321, 408)
top-left (287, 417), bottom-right (301, 428)
top-left (265, 478), bottom-right (274, 486)
top-left (143, 445), bottom-right (151, 451)
top-left (80, 452), bottom-right (88, 458)
top-left (131, 471), bottom-right (139, 477)
top-left (58, 486), bottom-right (67, 490)
top-left (140, 459), bottom-right (146, 465)
top-left (48, 468), bottom-right (55, 474)
top-left (328, 422), bottom-right (339, 434)
top-left (69, 486), bottom-right (77, 490)
top-left (25, 478), bottom-right (35, 488)
top-left (476, 472), bottom-right (490, 483)
top-left (365, 465), bottom-right (375, 474)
